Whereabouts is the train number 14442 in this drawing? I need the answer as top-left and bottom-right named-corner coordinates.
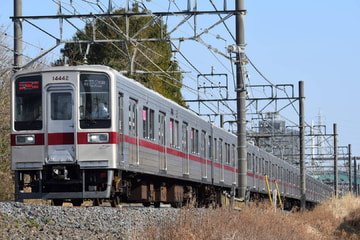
top-left (52, 75), bottom-right (69, 81)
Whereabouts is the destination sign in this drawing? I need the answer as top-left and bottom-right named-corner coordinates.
top-left (15, 76), bottom-right (42, 94)
top-left (18, 80), bottom-right (40, 91)
top-left (80, 74), bottom-right (109, 92)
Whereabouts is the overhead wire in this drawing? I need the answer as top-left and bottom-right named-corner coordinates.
top-left (69, 9), bottom-right (211, 107)
top-left (12, 0), bottom-right (299, 123)
top-left (245, 54), bottom-right (309, 124)
top-left (170, 41), bottom-right (234, 114)
top-left (0, 31), bottom-right (58, 67)
top-left (7, 0), bottom-right (324, 158)
top-left (209, 0), bottom-right (236, 42)
top-left (53, 0), bottom-right (182, 86)
top-left (153, 0), bottom-right (239, 114)
top-left (86, 0), bottom-right (236, 115)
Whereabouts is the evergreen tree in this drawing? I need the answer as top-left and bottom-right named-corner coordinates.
top-left (59, 4), bottom-right (185, 107)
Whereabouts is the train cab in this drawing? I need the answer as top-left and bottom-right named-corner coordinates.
top-left (11, 66), bottom-right (118, 205)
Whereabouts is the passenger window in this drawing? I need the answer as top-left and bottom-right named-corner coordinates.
top-left (170, 118), bottom-right (179, 148)
top-left (218, 139), bottom-right (223, 163)
top-left (247, 153), bottom-right (250, 170)
top-left (190, 128), bottom-right (199, 154)
top-left (181, 122), bottom-right (188, 153)
top-left (232, 144), bottom-right (236, 167)
top-left (214, 138), bottom-right (218, 162)
top-left (208, 136), bottom-right (212, 160)
top-left (201, 130), bottom-right (206, 159)
top-left (51, 92), bottom-right (72, 120)
top-left (143, 106), bottom-right (155, 140)
top-left (225, 143), bottom-right (230, 165)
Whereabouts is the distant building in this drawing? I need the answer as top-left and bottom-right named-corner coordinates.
top-left (311, 171), bottom-right (360, 196)
top-left (249, 112), bottom-right (300, 165)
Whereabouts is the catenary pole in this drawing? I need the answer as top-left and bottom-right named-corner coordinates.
top-left (14, 0), bottom-right (22, 71)
top-left (236, 0), bottom-right (247, 199)
top-left (348, 144), bottom-right (352, 194)
top-left (354, 157), bottom-right (358, 196)
top-left (299, 81), bottom-right (306, 209)
top-left (333, 123), bottom-right (338, 197)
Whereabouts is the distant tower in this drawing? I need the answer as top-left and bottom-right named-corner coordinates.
top-left (317, 111), bottom-right (325, 156)
top-left (311, 111), bottom-right (326, 168)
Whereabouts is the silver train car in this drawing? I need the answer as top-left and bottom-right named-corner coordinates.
top-left (10, 65), bottom-right (332, 207)
top-left (247, 144), bottom-right (333, 208)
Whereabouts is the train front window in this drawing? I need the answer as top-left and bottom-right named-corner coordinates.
top-left (79, 73), bottom-right (111, 129)
top-left (14, 75), bottom-right (42, 130)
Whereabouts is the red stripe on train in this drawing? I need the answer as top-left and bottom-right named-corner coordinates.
top-left (11, 132), bottom-right (237, 173)
top-left (48, 133), bottom-right (74, 145)
top-left (11, 132), bottom-right (118, 145)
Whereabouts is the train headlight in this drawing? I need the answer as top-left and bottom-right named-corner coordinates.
top-left (88, 133), bottom-right (109, 143)
top-left (16, 135), bottom-right (35, 145)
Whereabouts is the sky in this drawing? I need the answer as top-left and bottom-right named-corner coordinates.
top-left (1, 0), bottom-right (360, 159)
top-left (244, 1), bottom-right (360, 158)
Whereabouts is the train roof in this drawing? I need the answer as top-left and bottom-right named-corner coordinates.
top-left (11, 64), bottom-right (115, 78)
top-left (12, 64), bottom-right (236, 137)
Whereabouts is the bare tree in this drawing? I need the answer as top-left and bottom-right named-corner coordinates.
top-left (0, 25), bottom-right (14, 201)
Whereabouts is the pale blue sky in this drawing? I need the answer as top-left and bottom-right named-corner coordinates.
top-left (1, 1), bottom-right (359, 159)
top-left (245, 1), bottom-right (360, 158)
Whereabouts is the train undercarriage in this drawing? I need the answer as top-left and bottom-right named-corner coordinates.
top-left (14, 167), bottom-right (228, 208)
top-left (15, 166), bottom-right (318, 210)
top-left (248, 191), bottom-right (316, 211)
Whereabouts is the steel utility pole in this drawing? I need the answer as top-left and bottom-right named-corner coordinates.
top-left (236, 0), bottom-right (247, 199)
top-left (348, 144), bottom-right (352, 194)
top-left (334, 123), bottom-right (338, 197)
top-left (299, 81), bottom-right (306, 209)
top-left (354, 157), bottom-right (358, 196)
top-left (14, 0), bottom-right (22, 71)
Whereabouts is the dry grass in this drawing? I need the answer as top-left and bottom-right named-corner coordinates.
top-left (141, 194), bottom-right (360, 240)
top-left (0, 161), bottom-right (13, 202)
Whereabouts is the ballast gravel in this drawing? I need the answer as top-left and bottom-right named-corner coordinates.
top-left (0, 202), bottom-right (181, 239)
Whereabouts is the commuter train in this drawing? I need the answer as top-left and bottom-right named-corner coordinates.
top-left (10, 65), bottom-right (333, 207)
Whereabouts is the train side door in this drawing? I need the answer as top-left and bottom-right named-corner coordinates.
top-left (118, 93), bottom-right (124, 165)
top-left (128, 98), bottom-right (139, 165)
top-left (158, 112), bottom-right (166, 171)
top-left (182, 122), bottom-right (189, 175)
top-left (201, 130), bottom-right (207, 179)
top-left (46, 85), bottom-right (76, 164)
top-left (219, 139), bottom-right (224, 182)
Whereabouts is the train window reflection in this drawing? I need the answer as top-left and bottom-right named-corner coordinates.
top-left (143, 106), bottom-right (155, 140)
top-left (51, 92), bottom-right (72, 120)
top-left (14, 75), bottom-right (42, 130)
